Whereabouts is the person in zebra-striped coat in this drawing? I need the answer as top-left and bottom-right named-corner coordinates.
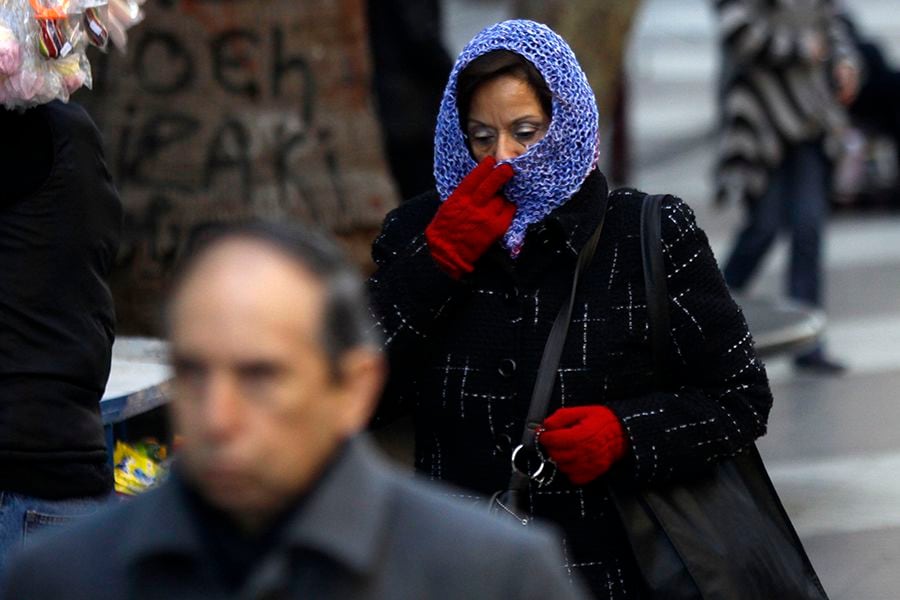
top-left (714, 0), bottom-right (860, 373)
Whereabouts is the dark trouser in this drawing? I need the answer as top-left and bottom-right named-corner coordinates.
top-left (723, 142), bottom-right (828, 307)
top-left (723, 142), bottom-right (830, 359)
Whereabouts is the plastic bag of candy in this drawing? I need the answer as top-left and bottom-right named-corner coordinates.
top-left (0, 0), bottom-right (86, 107)
top-left (0, 0), bottom-right (141, 109)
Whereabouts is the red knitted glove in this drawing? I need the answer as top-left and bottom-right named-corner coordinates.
top-left (540, 406), bottom-right (628, 486)
top-left (425, 156), bottom-right (515, 279)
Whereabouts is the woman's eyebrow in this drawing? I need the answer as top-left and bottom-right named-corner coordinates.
top-left (468, 115), bottom-right (545, 127)
top-left (511, 115), bottom-right (545, 124)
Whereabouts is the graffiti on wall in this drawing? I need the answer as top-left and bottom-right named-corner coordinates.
top-left (78, 0), bottom-right (397, 332)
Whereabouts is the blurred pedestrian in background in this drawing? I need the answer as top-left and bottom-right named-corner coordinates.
top-left (2, 222), bottom-right (589, 600)
top-left (369, 19), bottom-right (773, 598)
top-left (844, 13), bottom-right (900, 207)
top-left (368, 0), bottom-right (453, 200)
top-left (714, 0), bottom-right (861, 374)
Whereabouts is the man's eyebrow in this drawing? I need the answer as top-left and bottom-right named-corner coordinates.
top-left (234, 359), bottom-right (287, 375)
top-left (169, 351), bottom-right (199, 365)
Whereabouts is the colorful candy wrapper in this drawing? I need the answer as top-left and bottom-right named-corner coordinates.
top-left (35, 15), bottom-right (78, 59)
top-left (82, 5), bottom-right (106, 49)
top-left (26, 0), bottom-right (68, 20)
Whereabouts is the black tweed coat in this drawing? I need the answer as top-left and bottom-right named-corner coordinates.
top-left (368, 170), bottom-right (773, 598)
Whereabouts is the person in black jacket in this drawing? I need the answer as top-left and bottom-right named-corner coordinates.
top-left (369, 20), bottom-right (774, 599)
top-left (0, 101), bottom-right (122, 577)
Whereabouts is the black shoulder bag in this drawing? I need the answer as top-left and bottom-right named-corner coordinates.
top-left (607, 194), bottom-right (829, 599)
top-left (489, 193), bottom-right (609, 525)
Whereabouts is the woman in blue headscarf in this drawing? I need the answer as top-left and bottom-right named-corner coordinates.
top-left (369, 20), bottom-right (773, 598)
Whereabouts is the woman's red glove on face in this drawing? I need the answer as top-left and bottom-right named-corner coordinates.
top-left (540, 406), bottom-right (628, 486)
top-left (425, 156), bottom-right (516, 279)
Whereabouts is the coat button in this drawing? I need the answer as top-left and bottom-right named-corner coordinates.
top-left (498, 358), bottom-right (517, 377)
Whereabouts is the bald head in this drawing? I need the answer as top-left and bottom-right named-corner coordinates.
top-left (169, 238), bottom-right (327, 366)
top-left (167, 222), bottom-right (380, 371)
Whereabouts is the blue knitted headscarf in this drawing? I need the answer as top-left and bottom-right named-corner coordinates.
top-left (434, 19), bottom-right (600, 256)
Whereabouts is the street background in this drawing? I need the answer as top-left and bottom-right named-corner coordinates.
top-left (444, 1), bottom-right (900, 597)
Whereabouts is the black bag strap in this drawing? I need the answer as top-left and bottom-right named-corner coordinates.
top-left (640, 194), bottom-right (673, 387)
top-left (507, 191), bottom-right (610, 491)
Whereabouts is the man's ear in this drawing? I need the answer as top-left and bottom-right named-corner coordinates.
top-left (334, 348), bottom-right (386, 435)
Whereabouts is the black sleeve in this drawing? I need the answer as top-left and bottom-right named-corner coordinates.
top-left (606, 196), bottom-right (773, 484)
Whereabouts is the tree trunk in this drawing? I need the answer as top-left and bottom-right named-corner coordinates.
top-left (515, 0), bottom-right (642, 183)
top-left (515, 0), bottom-right (641, 120)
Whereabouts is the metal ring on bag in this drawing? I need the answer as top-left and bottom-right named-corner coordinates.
top-left (511, 444), bottom-right (546, 480)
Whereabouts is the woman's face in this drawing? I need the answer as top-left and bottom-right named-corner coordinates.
top-left (465, 74), bottom-right (550, 162)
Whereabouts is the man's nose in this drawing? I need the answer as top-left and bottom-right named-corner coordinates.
top-left (202, 375), bottom-right (241, 438)
top-left (494, 132), bottom-right (523, 161)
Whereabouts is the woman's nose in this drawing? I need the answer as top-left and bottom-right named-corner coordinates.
top-left (494, 132), bottom-right (524, 161)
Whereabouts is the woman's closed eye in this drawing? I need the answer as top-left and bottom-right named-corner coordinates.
top-left (466, 122), bottom-right (547, 150)
top-left (467, 126), bottom-right (497, 147)
top-left (512, 123), bottom-right (545, 144)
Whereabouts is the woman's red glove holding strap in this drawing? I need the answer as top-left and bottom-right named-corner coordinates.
top-left (425, 156), bottom-right (516, 279)
top-left (541, 406), bottom-right (628, 486)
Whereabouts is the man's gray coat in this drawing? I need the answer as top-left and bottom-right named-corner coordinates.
top-left (1, 438), bottom-right (588, 599)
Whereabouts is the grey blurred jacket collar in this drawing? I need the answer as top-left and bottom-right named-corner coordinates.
top-left (120, 435), bottom-right (391, 577)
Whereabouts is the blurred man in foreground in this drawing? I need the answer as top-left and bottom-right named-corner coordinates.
top-left (1, 222), bottom-right (587, 599)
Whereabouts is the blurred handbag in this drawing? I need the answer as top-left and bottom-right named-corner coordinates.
top-left (488, 192), bottom-right (609, 525)
top-left (606, 194), bottom-right (828, 599)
